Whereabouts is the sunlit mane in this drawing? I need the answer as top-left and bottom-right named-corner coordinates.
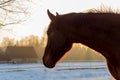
top-left (85, 6), bottom-right (120, 14)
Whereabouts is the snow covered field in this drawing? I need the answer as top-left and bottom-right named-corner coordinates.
top-left (0, 62), bottom-right (113, 80)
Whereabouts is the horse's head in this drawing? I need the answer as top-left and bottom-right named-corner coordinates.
top-left (43, 10), bottom-right (72, 68)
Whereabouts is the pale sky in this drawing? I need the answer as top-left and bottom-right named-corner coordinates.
top-left (0, 0), bottom-right (120, 41)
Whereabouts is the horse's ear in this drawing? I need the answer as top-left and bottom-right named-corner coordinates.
top-left (47, 9), bottom-right (56, 21)
top-left (56, 12), bottom-right (59, 16)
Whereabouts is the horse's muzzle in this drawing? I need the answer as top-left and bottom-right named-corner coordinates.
top-left (42, 56), bottom-right (55, 68)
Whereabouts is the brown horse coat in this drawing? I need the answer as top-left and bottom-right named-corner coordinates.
top-left (43, 10), bottom-right (120, 80)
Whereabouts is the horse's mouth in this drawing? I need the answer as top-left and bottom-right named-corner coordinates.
top-left (42, 57), bottom-right (55, 68)
top-left (43, 61), bottom-right (55, 68)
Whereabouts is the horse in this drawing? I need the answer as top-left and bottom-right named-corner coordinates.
top-left (42, 10), bottom-right (120, 80)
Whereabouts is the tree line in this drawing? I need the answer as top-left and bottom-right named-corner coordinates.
top-left (0, 34), bottom-right (104, 62)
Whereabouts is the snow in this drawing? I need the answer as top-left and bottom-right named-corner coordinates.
top-left (0, 62), bottom-right (114, 80)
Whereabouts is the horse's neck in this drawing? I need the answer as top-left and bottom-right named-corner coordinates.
top-left (64, 15), bottom-right (120, 60)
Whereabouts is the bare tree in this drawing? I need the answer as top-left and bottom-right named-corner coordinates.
top-left (0, 0), bottom-right (30, 29)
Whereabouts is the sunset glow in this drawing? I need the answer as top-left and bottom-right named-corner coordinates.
top-left (0, 0), bottom-right (120, 40)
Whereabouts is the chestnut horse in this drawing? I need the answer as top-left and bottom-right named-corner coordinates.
top-left (43, 10), bottom-right (120, 80)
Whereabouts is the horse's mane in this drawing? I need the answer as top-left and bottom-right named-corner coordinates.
top-left (85, 6), bottom-right (120, 14)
